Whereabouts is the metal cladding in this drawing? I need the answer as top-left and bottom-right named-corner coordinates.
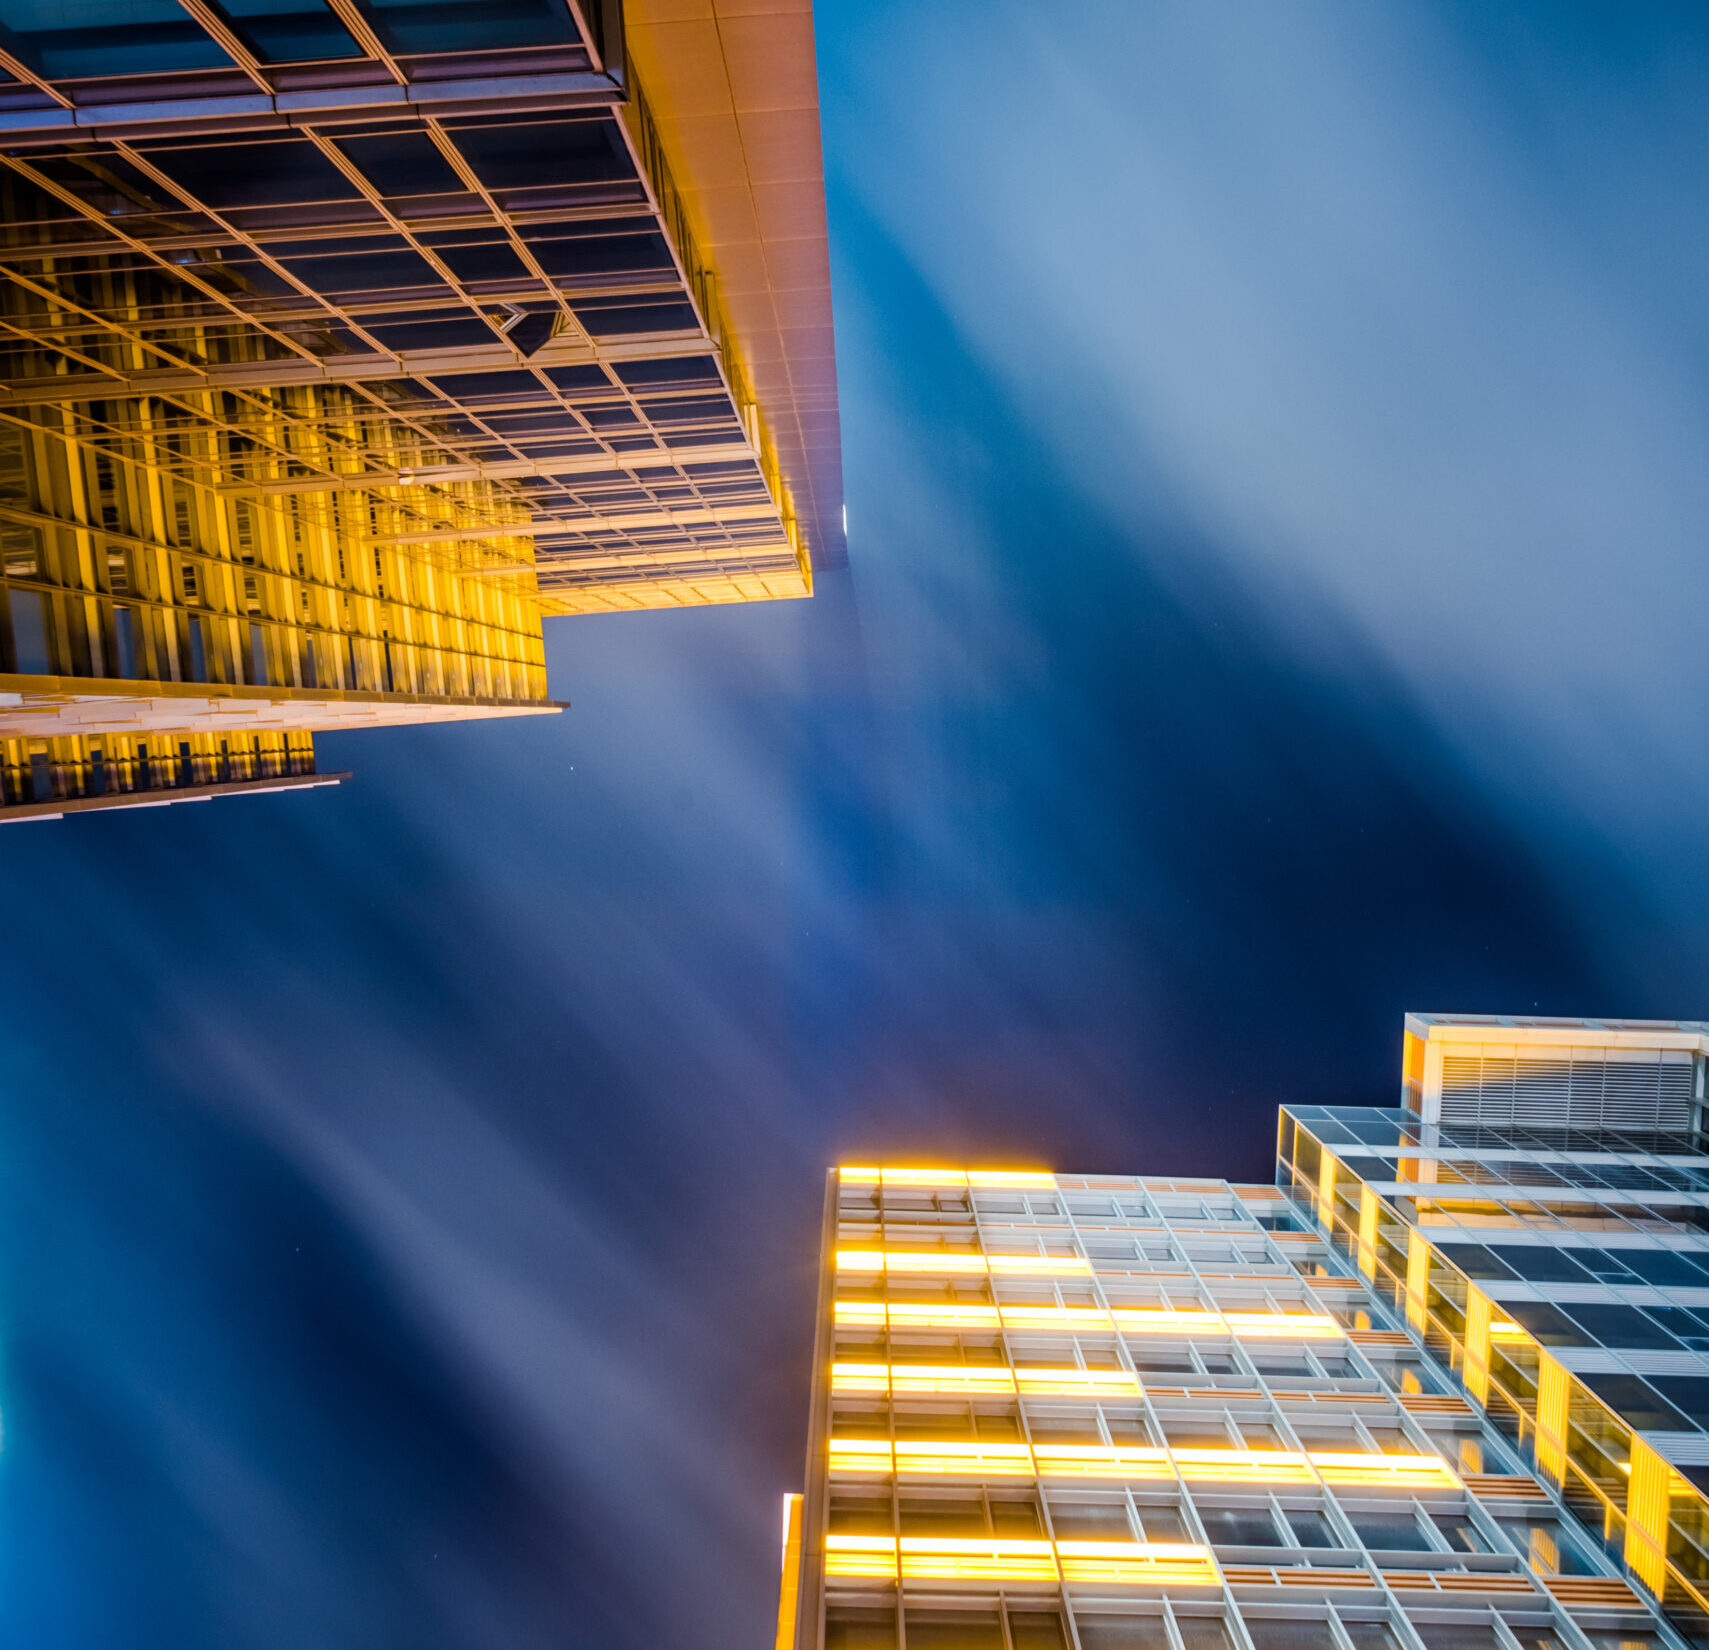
top-left (0, 0), bottom-right (840, 820)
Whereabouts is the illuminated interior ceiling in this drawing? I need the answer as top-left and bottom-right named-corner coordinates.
top-left (0, 0), bottom-right (841, 616)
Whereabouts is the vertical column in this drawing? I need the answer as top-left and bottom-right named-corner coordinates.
top-left (1316, 1150), bottom-right (1337, 1234)
top-left (1462, 1286), bottom-right (1492, 1408)
top-left (1534, 1353), bottom-right (1569, 1489)
top-left (1626, 1438), bottom-right (1671, 1596)
top-left (1404, 1229), bottom-right (1430, 1332)
top-left (1356, 1184), bottom-right (1378, 1280)
top-left (775, 1492), bottom-right (804, 1650)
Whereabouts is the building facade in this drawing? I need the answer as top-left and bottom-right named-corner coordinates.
top-left (0, 0), bottom-right (839, 820)
top-left (783, 1020), bottom-right (1709, 1650)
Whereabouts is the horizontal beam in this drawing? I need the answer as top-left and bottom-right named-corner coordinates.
top-left (0, 770), bottom-right (350, 825)
top-left (0, 330), bottom-right (717, 408)
top-left (214, 442), bottom-right (760, 496)
top-left (377, 503), bottom-right (780, 544)
top-left (0, 70), bottom-right (624, 143)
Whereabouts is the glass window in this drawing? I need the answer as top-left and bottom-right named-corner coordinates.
top-left (1283, 1509), bottom-right (1336, 1548)
top-left (905, 1613), bottom-right (1003, 1650)
top-left (362, 0), bottom-right (580, 53)
top-left (215, 0), bottom-right (362, 60)
top-left (9, 589), bottom-right (49, 674)
top-left (1500, 1301), bottom-right (1597, 1346)
top-left (1486, 1246), bottom-right (1594, 1283)
top-left (1244, 1624), bottom-right (1334, 1650)
top-left (5, 1), bottom-right (232, 76)
top-left (1576, 1372), bottom-right (1691, 1431)
top-left (1497, 1517), bottom-right (1599, 1576)
top-left (1339, 1625), bottom-right (1401, 1650)
top-left (1430, 1512), bottom-right (1490, 1553)
top-left (1565, 1304), bottom-right (1683, 1350)
top-left (1348, 1510), bottom-right (1433, 1551)
top-left (1048, 1500), bottom-right (1132, 1539)
top-left (1645, 1375), bottom-right (1709, 1426)
top-left (1197, 1507), bottom-right (1283, 1547)
top-left (1073, 1620), bottom-right (1171, 1650)
top-left (1618, 1249), bottom-right (1709, 1287)
top-left (1173, 1619), bottom-right (1233, 1650)
top-left (824, 1609), bottom-right (897, 1650)
top-left (1007, 1615), bottom-right (1066, 1650)
top-left (1134, 1504), bottom-right (1189, 1542)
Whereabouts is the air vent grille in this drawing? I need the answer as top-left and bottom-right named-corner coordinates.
top-left (1438, 1047), bottom-right (1694, 1131)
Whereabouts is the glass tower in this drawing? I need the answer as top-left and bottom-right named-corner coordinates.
top-left (0, 0), bottom-right (840, 820)
top-left (783, 1018), bottom-right (1709, 1650)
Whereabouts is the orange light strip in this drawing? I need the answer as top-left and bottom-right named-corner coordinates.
top-left (836, 1250), bottom-right (1092, 1276)
top-left (830, 1363), bottom-right (1145, 1398)
top-left (832, 1301), bottom-right (1341, 1339)
top-left (829, 1438), bottom-right (1458, 1488)
top-left (823, 1534), bottom-right (1218, 1586)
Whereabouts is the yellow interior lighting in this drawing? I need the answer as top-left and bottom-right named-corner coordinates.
top-left (832, 1363), bottom-right (1018, 1396)
top-left (834, 1301), bottom-right (1341, 1338)
top-left (1170, 1448), bottom-right (1316, 1485)
top-left (1018, 1367), bottom-right (1145, 1396)
top-left (830, 1363), bottom-right (1144, 1398)
top-left (833, 1302), bottom-right (1004, 1329)
top-left (830, 1438), bottom-right (1456, 1489)
top-left (822, 1535), bottom-right (1217, 1587)
top-left (1056, 1540), bottom-right (1220, 1587)
top-left (828, 1438), bottom-right (1035, 1476)
top-left (1489, 1320), bottom-right (1528, 1339)
top-left (835, 1250), bottom-right (1091, 1276)
top-left (1309, 1451), bottom-right (1458, 1488)
top-left (1033, 1445), bottom-right (1176, 1480)
top-left (836, 1168), bottom-right (1058, 1189)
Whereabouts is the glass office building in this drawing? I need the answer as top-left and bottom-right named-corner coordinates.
top-left (0, 0), bottom-right (840, 819)
top-left (782, 1017), bottom-right (1709, 1650)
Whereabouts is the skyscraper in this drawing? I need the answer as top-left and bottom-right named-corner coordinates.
top-left (0, 0), bottom-right (839, 820)
top-left (783, 1018), bottom-right (1709, 1650)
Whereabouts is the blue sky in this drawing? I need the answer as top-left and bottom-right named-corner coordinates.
top-left (3, 3), bottom-right (1709, 1647)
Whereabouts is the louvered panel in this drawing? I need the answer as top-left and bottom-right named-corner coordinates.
top-left (1439, 1047), bottom-right (1694, 1131)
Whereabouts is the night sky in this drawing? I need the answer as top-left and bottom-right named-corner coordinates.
top-left (5, 3), bottom-right (1709, 1647)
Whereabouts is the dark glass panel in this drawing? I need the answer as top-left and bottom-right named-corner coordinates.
top-left (1485, 1246), bottom-right (1593, 1283)
top-left (336, 132), bottom-right (467, 196)
top-left (1618, 1248), bottom-right (1709, 1287)
top-left (1432, 1243), bottom-right (1516, 1282)
top-left (7, 1), bottom-right (231, 76)
top-left (1564, 1303), bottom-right (1683, 1350)
top-left (216, 0), bottom-right (362, 61)
top-left (144, 139), bottom-right (359, 209)
top-left (362, 0), bottom-right (580, 54)
top-left (1646, 1375), bottom-right (1709, 1426)
top-left (573, 300), bottom-right (700, 336)
top-left (1577, 1371), bottom-right (1692, 1430)
top-left (1500, 1301), bottom-right (1596, 1346)
top-left (453, 118), bottom-right (632, 191)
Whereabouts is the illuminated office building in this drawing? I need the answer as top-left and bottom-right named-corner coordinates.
top-left (783, 1021), bottom-right (1707, 1650)
top-left (0, 0), bottom-right (840, 820)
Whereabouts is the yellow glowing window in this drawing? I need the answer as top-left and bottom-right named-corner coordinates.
top-left (829, 1363), bottom-right (1144, 1398)
top-left (828, 1438), bottom-right (1034, 1476)
top-left (1309, 1451), bottom-right (1457, 1488)
top-left (832, 1363), bottom-right (1018, 1396)
top-left (829, 1438), bottom-right (1457, 1489)
top-left (1033, 1445), bottom-right (1175, 1480)
top-left (823, 1534), bottom-right (1217, 1587)
top-left (833, 1301), bottom-right (1343, 1337)
top-left (835, 1249), bottom-right (1091, 1276)
top-left (837, 1167), bottom-right (1057, 1189)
